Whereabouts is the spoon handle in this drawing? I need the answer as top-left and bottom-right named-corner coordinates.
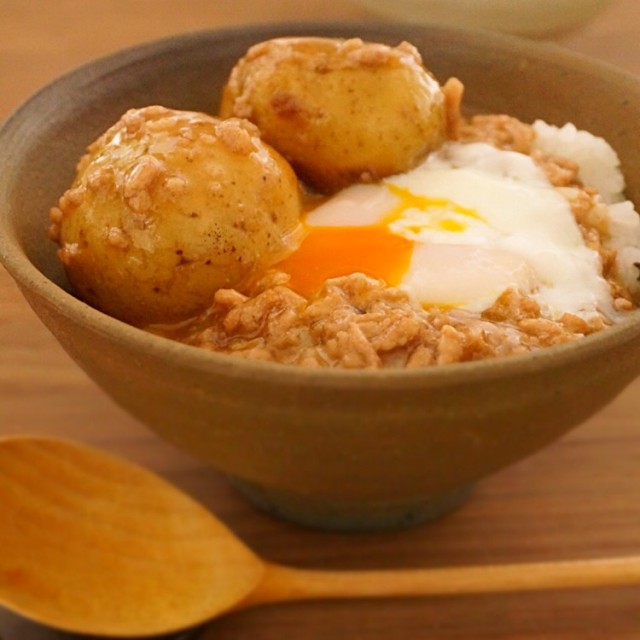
top-left (242, 556), bottom-right (640, 608)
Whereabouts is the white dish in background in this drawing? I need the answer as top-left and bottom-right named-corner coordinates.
top-left (354, 0), bottom-right (613, 37)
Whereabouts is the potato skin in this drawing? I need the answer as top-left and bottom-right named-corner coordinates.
top-left (220, 37), bottom-right (447, 193)
top-left (49, 106), bottom-right (302, 326)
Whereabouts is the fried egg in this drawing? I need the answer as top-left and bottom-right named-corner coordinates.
top-left (277, 141), bottom-right (614, 321)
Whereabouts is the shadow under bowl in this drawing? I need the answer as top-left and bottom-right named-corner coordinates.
top-left (1, 22), bottom-right (640, 531)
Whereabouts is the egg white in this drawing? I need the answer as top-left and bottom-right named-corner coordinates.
top-left (306, 141), bottom-right (614, 320)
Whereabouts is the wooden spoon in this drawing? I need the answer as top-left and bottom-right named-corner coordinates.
top-left (1, 436), bottom-right (639, 638)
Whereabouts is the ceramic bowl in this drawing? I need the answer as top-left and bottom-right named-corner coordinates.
top-left (1, 23), bottom-right (640, 531)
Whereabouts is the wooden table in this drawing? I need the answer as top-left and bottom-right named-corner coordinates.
top-left (1, 1), bottom-right (639, 638)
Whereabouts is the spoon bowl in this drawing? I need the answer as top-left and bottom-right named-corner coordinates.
top-left (2, 436), bottom-right (640, 638)
top-left (0, 436), bottom-right (263, 637)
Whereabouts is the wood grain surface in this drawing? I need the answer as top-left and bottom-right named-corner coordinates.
top-left (1, 1), bottom-right (639, 638)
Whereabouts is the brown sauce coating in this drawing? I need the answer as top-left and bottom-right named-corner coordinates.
top-left (49, 106), bottom-right (303, 326)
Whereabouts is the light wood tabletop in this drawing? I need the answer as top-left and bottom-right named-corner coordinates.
top-left (1, 1), bottom-right (640, 638)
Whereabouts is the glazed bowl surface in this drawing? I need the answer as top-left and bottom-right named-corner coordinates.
top-left (2, 22), bottom-right (640, 531)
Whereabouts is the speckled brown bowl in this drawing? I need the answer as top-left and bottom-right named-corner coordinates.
top-left (2, 22), bottom-right (640, 531)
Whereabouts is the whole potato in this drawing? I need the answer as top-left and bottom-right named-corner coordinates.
top-left (220, 37), bottom-right (447, 193)
top-left (49, 106), bottom-right (302, 326)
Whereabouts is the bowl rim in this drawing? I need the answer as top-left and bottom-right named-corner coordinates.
top-left (2, 20), bottom-right (640, 390)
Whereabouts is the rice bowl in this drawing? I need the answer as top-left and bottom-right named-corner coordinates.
top-left (1, 22), bottom-right (640, 530)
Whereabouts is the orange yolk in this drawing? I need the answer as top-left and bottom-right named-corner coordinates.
top-left (275, 183), bottom-right (486, 300)
top-left (276, 225), bottom-right (414, 299)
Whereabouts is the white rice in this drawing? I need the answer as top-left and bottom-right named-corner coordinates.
top-left (532, 120), bottom-right (640, 302)
top-left (532, 120), bottom-right (625, 204)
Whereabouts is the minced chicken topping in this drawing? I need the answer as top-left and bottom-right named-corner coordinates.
top-left (149, 115), bottom-right (636, 369)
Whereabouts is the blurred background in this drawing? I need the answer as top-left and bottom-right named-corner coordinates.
top-left (0, 0), bottom-right (637, 125)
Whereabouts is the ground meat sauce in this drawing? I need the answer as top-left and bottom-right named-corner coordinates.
top-left (148, 115), bottom-right (635, 369)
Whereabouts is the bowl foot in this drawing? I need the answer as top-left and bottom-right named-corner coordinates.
top-left (227, 478), bottom-right (473, 532)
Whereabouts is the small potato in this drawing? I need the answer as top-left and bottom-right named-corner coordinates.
top-left (50, 106), bottom-right (302, 326)
top-left (220, 37), bottom-right (447, 193)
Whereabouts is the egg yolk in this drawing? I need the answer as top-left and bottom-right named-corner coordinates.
top-left (276, 224), bottom-right (414, 299)
top-left (384, 184), bottom-right (486, 233)
top-left (276, 183), bottom-right (490, 300)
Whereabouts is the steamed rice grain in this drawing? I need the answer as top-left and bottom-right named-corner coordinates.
top-left (532, 120), bottom-right (625, 203)
top-left (533, 119), bottom-right (640, 302)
